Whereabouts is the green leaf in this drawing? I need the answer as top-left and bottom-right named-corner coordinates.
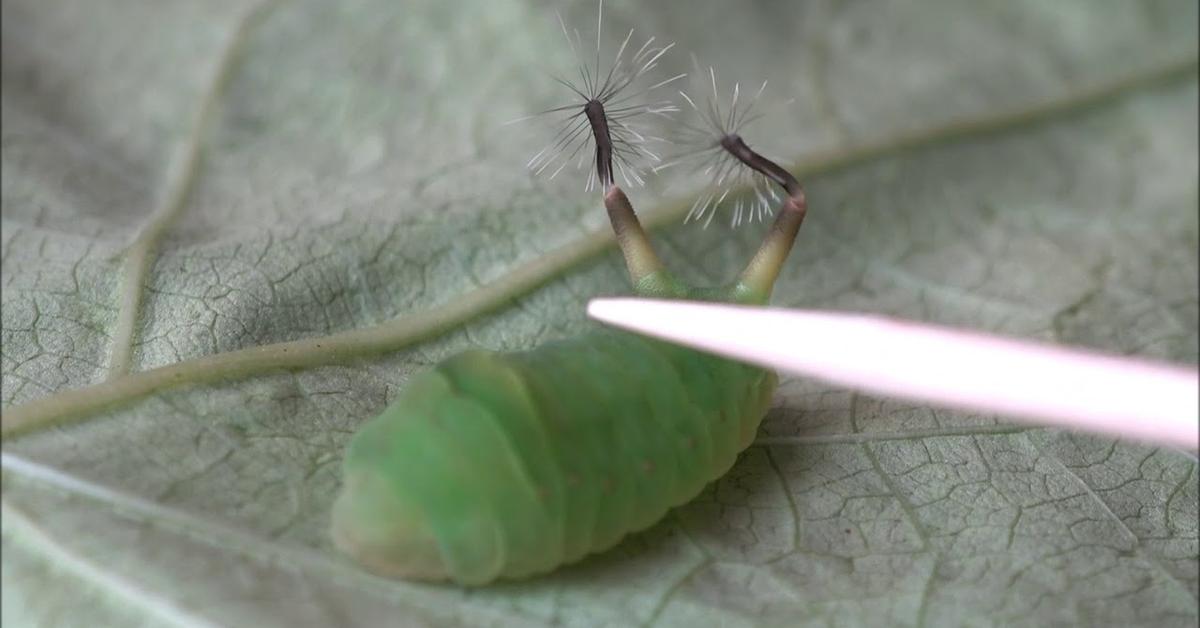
top-left (2, 0), bottom-right (1196, 626)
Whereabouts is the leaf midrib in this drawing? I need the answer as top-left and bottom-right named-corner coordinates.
top-left (106, 1), bottom-right (280, 379)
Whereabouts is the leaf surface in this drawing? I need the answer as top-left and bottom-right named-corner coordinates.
top-left (2, 0), bottom-right (1197, 626)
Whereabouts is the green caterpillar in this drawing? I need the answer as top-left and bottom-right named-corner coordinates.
top-left (333, 173), bottom-right (806, 585)
top-left (332, 301), bottom-right (774, 583)
top-left (331, 24), bottom-right (807, 584)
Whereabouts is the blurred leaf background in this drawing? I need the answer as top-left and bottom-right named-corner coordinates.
top-left (2, 0), bottom-right (1197, 626)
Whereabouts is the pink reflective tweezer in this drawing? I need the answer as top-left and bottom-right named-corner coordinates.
top-left (588, 298), bottom-right (1199, 449)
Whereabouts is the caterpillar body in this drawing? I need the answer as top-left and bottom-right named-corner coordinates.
top-left (333, 315), bottom-right (777, 584)
top-left (332, 9), bottom-right (807, 585)
top-left (334, 180), bottom-right (805, 586)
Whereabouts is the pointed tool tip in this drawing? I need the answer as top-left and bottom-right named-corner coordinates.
top-left (587, 298), bottom-right (1199, 450)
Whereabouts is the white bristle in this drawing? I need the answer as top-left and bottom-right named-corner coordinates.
top-left (518, 0), bottom-right (684, 191)
top-left (660, 65), bottom-right (777, 228)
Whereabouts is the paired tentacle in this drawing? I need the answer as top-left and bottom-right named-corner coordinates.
top-left (518, 4), bottom-right (810, 301)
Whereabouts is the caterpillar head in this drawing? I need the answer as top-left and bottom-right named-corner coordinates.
top-left (332, 463), bottom-right (447, 581)
top-left (331, 371), bottom-right (456, 581)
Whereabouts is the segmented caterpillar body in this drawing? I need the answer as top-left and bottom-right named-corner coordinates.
top-left (334, 318), bottom-right (776, 584)
top-left (332, 5), bottom-right (807, 584)
top-left (332, 183), bottom-right (803, 585)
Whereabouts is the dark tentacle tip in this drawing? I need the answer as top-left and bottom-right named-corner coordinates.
top-left (719, 133), bottom-right (802, 199)
top-left (585, 99), bottom-right (615, 190)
